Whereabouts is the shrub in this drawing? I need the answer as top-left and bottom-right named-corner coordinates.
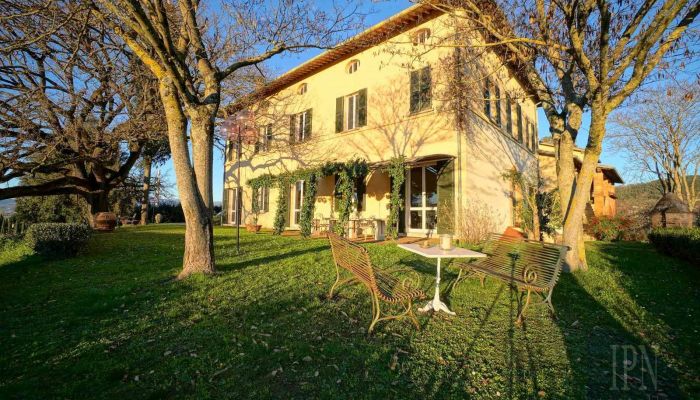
top-left (585, 216), bottom-right (631, 241)
top-left (457, 200), bottom-right (503, 245)
top-left (24, 223), bottom-right (92, 257)
top-left (648, 227), bottom-right (700, 264)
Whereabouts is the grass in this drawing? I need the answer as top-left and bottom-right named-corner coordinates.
top-left (1, 225), bottom-right (698, 399)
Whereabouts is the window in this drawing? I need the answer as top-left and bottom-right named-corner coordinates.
top-left (524, 118), bottom-right (531, 149)
top-left (258, 124), bottom-right (273, 152)
top-left (333, 176), bottom-right (366, 212)
top-left (229, 187), bottom-right (242, 225)
top-left (346, 92), bottom-right (358, 130)
top-left (298, 83), bottom-right (307, 95)
top-left (410, 66), bottom-right (432, 114)
top-left (335, 89), bottom-right (367, 133)
top-left (506, 95), bottom-right (513, 134)
top-left (483, 79), bottom-right (491, 118)
top-left (255, 186), bottom-right (270, 213)
top-left (516, 103), bottom-right (523, 143)
top-left (494, 85), bottom-right (502, 127)
top-left (412, 28), bottom-right (431, 45)
top-left (347, 60), bottom-right (360, 74)
top-left (289, 109), bottom-right (312, 143)
top-left (294, 180), bottom-right (304, 225)
top-left (529, 121), bottom-right (538, 151)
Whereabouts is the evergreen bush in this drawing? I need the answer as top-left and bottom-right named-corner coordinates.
top-left (24, 223), bottom-right (92, 257)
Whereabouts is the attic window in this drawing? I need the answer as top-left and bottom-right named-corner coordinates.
top-left (413, 28), bottom-right (431, 45)
top-left (347, 60), bottom-right (360, 74)
top-left (298, 83), bottom-right (308, 95)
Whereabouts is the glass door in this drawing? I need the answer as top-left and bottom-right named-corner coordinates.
top-left (293, 180), bottom-right (305, 227)
top-left (228, 188), bottom-right (241, 225)
top-left (406, 165), bottom-right (438, 235)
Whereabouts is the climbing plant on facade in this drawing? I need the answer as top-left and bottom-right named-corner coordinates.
top-left (332, 159), bottom-right (369, 236)
top-left (299, 171), bottom-right (318, 238)
top-left (272, 179), bottom-right (289, 235)
top-left (247, 160), bottom-right (368, 236)
top-left (385, 156), bottom-right (405, 240)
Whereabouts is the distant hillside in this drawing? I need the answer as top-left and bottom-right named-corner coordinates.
top-left (0, 198), bottom-right (16, 214)
top-left (617, 176), bottom-right (698, 214)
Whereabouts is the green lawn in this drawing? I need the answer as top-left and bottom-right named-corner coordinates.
top-left (1, 225), bottom-right (698, 399)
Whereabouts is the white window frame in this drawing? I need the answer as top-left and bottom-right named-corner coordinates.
top-left (347, 60), bottom-right (360, 74)
top-left (413, 28), bottom-right (431, 45)
top-left (259, 186), bottom-right (270, 213)
top-left (292, 180), bottom-right (305, 227)
top-left (297, 111), bottom-right (309, 142)
top-left (345, 93), bottom-right (359, 130)
top-left (261, 124), bottom-right (273, 151)
top-left (229, 187), bottom-right (242, 226)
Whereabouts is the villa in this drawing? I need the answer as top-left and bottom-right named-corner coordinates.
top-left (222, 3), bottom-right (541, 238)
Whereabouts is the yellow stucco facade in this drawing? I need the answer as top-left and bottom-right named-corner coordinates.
top-left (223, 4), bottom-right (540, 238)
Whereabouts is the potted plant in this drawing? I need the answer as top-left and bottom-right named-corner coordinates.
top-left (245, 213), bottom-right (262, 233)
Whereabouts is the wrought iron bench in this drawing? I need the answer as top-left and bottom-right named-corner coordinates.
top-left (327, 232), bottom-right (425, 333)
top-left (453, 233), bottom-right (568, 324)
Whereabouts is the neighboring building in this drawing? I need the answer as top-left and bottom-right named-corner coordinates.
top-left (650, 193), bottom-right (695, 228)
top-left (538, 137), bottom-right (623, 219)
top-left (222, 4), bottom-right (541, 237)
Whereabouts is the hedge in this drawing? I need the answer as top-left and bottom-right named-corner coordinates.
top-left (648, 227), bottom-right (700, 264)
top-left (24, 223), bottom-right (92, 257)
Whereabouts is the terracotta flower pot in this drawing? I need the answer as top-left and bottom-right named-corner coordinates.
top-left (94, 212), bottom-right (117, 232)
top-left (245, 224), bottom-right (262, 233)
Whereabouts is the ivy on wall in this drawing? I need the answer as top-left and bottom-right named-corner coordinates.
top-left (299, 171), bottom-right (318, 237)
top-left (332, 159), bottom-right (369, 236)
top-left (385, 156), bottom-right (406, 240)
top-left (272, 180), bottom-right (289, 235)
top-left (247, 160), bottom-right (369, 237)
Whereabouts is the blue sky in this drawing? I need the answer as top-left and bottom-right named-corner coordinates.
top-left (158, 0), bottom-right (625, 203)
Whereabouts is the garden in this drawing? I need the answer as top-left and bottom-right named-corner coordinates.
top-left (1, 225), bottom-right (698, 399)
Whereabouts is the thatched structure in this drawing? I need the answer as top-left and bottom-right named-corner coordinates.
top-left (650, 193), bottom-right (695, 228)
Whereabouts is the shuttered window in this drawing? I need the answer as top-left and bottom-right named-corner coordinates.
top-left (506, 95), bottom-right (513, 134)
top-left (290, 109), bottom-right (312, 143)
top-left (410, 66), bottom-right (431, 114)
top-left (516, 103), bottom-right (523, 143)
top-left (336, 89), bottom-right (367, 132)
top-left (483, 79), bottom-right (491, 118)
top-left (494, 85), bottom-right (502, 127)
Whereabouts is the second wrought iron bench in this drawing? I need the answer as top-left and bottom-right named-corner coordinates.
top-left (453, 233), bottom-right (568, 324)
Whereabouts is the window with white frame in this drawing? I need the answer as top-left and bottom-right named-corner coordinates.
top-left (290, 109), bottom-right (312, 143)
top-left (259, 124), bottom-right (273, 151)
top-left (347, 60), bottom-right (360, 74)
top-left (346, 92), bottom-right (359, 130)
top-left (335, 89), bottom-right (367, 133)
top-left (412, 28), bottom-right (431, 45)
top-left (256, 186), bottom-right (270, 213)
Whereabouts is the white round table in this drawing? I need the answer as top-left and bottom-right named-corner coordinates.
top-left (398, 243), bottom-right (486, 315)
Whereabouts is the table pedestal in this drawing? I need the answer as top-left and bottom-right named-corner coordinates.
top-left (418, 258), bottom-right (456, 315)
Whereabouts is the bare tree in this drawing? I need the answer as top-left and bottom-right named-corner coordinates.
top-left (90, 0), bottom-right (363, 278)
top-left (426, 0), bottom-right (699, 270)
top-left (611, 82), bottom-right (699, 209)
top-left (0, 6), bottom-right (164, 224)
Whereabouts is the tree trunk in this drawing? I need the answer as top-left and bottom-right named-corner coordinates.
top-left (190, 109), bottom-right (216, 213)
top-left (159, 79), bottom-right (215, 278)
top-left (140, 156), bottom-right (152, 225)
top-left (561, 107), bottom-right (606, 271)
top-left (85, 190), bottom-right (111, 227)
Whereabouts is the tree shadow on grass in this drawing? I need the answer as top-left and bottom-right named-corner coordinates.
top-left (554, 270), bottom-right (684, 399)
